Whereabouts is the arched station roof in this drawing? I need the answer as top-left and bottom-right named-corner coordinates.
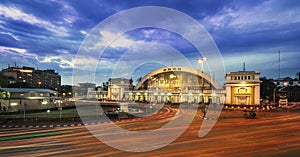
top-left (134, 66), bottom-right (223, 90)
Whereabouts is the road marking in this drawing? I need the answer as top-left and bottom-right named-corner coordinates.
top-left (0, 130), bottom-right (72, 141)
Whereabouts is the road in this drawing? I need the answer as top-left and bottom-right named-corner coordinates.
top-left (0, 108), bottom-right (300, 156)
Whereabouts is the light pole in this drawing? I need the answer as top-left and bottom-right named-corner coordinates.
top-left (23, 101), bottom-right (26, 122)
top-left (47, 109), bottom-right (50, 121)
top-left (58, 98), bottom-right (62, 122)
top-left (197, 57), bottom-right (208, 72)
top-left (197, 58), bottom-right (208, 103)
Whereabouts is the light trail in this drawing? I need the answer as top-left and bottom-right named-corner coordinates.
top-left (0, 109), bottom-right (299, 156)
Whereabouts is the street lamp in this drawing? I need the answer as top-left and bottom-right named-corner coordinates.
top-left (47, 109), bottom-right (50, 121)
top-left (22, 101), bottom-right (26, 122)
top-left (197, 57), bottom-right (208, 72)
top-left (197, 58), bottom-right (208, 104)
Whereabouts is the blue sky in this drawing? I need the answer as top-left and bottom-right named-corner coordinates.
top-left (0, 0), bottom-right (299, 85)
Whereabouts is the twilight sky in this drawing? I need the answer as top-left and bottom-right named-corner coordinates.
top-left (0, 0), bottom-right (299, 85)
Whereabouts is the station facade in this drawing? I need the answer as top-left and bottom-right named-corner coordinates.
top-left (108, 66), bottom-right (226, 104)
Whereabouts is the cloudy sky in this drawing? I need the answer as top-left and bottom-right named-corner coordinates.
top-left (0, 0), bottom-right (299, 85)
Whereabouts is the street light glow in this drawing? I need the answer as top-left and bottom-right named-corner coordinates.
top-left (197, 57), bottom-right (208, 63)
top-left (197, 57), bottom-right (208, 72)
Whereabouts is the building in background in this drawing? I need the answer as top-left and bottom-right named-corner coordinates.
top-left (87, 87), bottom-right (108, 100)
top-left (1, 66), bottom-right (61, 90)
top-left (225, 70), bottom-right (261, 105)
top-left (272, 73), bottom-right (300, 87)
top-left (59, 85), bottom-right (73, 97)
top-left (271, 72), bottom-right (300, 103)
top-left (108, 78), bottom-right (133, 101)
top-left (0, 88), bottom-right (58, 111)
top-left (72, 83), bottom-right (96, 99)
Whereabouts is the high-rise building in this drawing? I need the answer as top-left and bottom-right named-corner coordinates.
top-left (1, 66), bottom-right (61, 90)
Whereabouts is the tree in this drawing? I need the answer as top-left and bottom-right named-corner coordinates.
top-left (102, 79), bottom-right (110, 91)
top-left (260, 77), bottom-right (277, 101)
top-left (0, 73), bottom-right (8, 88)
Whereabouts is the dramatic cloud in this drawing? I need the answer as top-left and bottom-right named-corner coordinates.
top-left (0, 46), bottom-right (27, 54)
top-left (0, 4), bottom-right (68, 36)
top-left (0, 0), bottom-right (299, 85)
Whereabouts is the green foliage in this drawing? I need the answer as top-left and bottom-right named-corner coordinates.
top-left (0, 73), bottom-right (9, 88)
top-left (260, 77), bottom-right (276, 101)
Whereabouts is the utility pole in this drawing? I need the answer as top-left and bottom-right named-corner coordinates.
top-left (275, 50), bottom-right (281, 104)
top-left (278, 50), bottom-right (281, 79)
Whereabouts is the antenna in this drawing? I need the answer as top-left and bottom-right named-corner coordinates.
top-left (243, 62), bottom-right (246, 71)
top-left (278, 50), bottom-right (281, 79)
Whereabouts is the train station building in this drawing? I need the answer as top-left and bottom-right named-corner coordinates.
top-left (108, 66), bottom-right (226, 104)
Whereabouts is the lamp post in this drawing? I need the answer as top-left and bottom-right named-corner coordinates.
top-left (47, 109), bottom-right (50, 121)
top-left (197, 57), bottom-right (208, 72)
top-left (197, 58), bottom-right (208, 103)
top-left (58, 98), bottom-right (62, 122)
top-left (22, 101), bottom-right (26, 122)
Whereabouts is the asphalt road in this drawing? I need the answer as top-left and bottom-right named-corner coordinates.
top-left (0, 108), bottom-right (299, 156)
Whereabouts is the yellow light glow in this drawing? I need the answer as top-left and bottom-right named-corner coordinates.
top-left (239, 81), bottom-right (248, 87)
top-left (170, 74), bottom-right (176, 79)
top-left (20, 69), bottom-right (33, 73)
top-left (10, 102), bottom-right (18, 106)
top-left (197, 57), bottom-right (208, 63)
top-left (41, 101), bottom-right (48, 105)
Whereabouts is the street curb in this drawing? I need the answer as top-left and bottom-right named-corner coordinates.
top-left (0, 109), bottom-right (174, 128)
top-left (0, 123), bottom-right (85, 128)
top-left (0, 120), bottom-right (124, 128)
